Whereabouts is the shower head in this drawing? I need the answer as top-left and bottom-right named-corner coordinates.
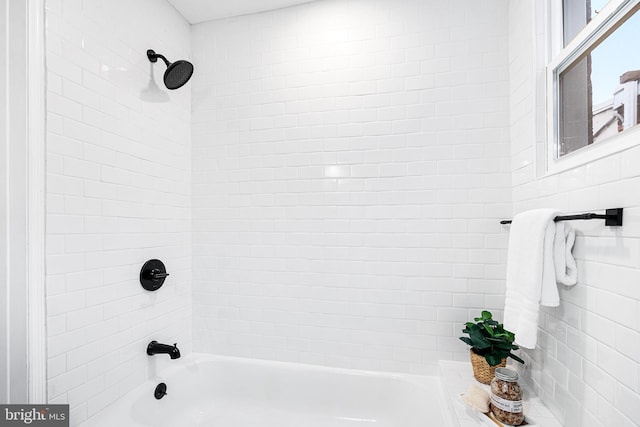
top-left (147, 49), bottom-right (193, 90)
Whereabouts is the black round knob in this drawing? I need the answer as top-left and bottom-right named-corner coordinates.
top-left (140, 259), bottom-right (169, 291)
top-left (154, 383), bottom-right (167, 399)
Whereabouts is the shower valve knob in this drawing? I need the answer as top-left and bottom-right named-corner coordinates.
top-left (140, 259), bottom-right (169, 291)
top-left (149, 269), bottom-right (170, 280)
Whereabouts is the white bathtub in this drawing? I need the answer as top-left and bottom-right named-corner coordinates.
top-left (83, 354), bottom-right (455, 427)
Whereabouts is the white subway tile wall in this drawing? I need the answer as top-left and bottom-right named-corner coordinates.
top-left (45, 0), bottom-right (191, 424)
top-left (44, 0), bottom-right (640, 425)
top-left (191, 0), bottom-right (511, 373)
top-left (509, 2), bottom-right (640, 426)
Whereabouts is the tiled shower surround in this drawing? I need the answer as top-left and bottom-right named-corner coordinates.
top-left (509, 2), bottom-right (640, 426)
top-left (191, 0), bottom-right (511, 371)
top-left (41, 0), bottom-right (640, 426)
top-left (44, 0), bottom-right (192, 423)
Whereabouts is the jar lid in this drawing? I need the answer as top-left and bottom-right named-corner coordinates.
top-left (494, 367), bottom-right (518, 382)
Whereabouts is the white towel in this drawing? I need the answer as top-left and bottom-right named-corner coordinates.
top-left (554, 222), bottom-right (578, 287)
top-left (503, 209), bottom-right (570, 349)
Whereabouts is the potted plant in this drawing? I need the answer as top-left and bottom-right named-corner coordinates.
top-left (459, 310), bottom-right (524, 384)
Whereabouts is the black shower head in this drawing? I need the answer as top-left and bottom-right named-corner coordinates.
top-left (147, 49), bottom-right (193, 90)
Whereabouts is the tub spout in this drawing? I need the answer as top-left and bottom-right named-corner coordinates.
top-left (147, 341), bottom-right (181, 359)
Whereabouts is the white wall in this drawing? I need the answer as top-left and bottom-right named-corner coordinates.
top-left (44, 1), bottom-right (192, 424)
top-left (42, 1), bottom-right (640, 424)
top-left (191, 0), bottom-right (511, 373)
top-left (509, 2), bottom-right (640, 426)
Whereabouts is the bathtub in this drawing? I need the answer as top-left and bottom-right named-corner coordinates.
top-left (82, 354), bottom-right (455, 427)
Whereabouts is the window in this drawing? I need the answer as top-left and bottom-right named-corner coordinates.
top-left (548, 0), bottom-right (640, 165)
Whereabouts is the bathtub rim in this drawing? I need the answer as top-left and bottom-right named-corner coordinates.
top-left (81, 353), bottom-right (456, 427)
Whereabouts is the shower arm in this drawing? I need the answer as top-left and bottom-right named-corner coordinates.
top-left (147, 49), bottom-right (170, 67)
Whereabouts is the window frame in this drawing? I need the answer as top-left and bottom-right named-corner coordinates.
top-left (546, 0), bottom-right (640, 175)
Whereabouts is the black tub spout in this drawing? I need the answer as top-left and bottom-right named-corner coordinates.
top-left (147, 341), bottom-right (181, 359)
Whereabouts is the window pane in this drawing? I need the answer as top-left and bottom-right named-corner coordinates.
top-left (558, 8), bottom-right (640, 157)
top-left (563, 0), bottom-right (612, 46)
top-left (559, 57), bottom-right (592, 156)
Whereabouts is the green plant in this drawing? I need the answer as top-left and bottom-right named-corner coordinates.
top-left (459, 310), bottom-right (525, 366)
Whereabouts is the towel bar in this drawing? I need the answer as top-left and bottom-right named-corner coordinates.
top-left (500, 208), bottom-right (623, 226)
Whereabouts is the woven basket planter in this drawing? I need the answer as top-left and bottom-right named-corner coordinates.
top-left (469, 349), bottom-right (506, 384)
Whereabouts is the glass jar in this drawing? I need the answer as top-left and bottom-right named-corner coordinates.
top-left (490, 368), bottom-right (524, 425)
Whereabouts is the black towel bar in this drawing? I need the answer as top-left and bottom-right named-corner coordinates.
top-left (500, 208), bottom-right (623, 226)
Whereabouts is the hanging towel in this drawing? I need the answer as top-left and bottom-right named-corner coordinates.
top-left (553, 222), bottom-right (578, 288)
top-left (503, 209), bottom-right (560, 349)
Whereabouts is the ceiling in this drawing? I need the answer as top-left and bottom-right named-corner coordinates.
top-left (167, 0), bottom-right (318, 24)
